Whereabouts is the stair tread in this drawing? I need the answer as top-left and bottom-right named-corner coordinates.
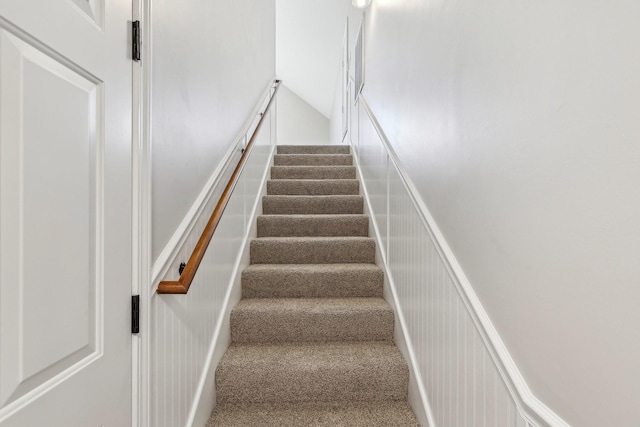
top-left (251, 237), bottom-right (376, 264)
top-left (259, 213), bottom-right (367, 217)
top-left (274, 154), bottom-right (353, 159)
top-left (267, 179), bottom-right (359, 195)
top-left (231, 298), bottom-right (394, 343)
top-left (253, 236), bottom-right (375, 242)
top-left (207, 400), bottom-right (419, 427)
top-left (218, 341), bottom-right (404, 370)
top-left (267, 178), bottom-right (359, 182)
top-left (268, 178), bottom-right (358, 181)
top-left (263, 195), bottom-right (362, 201)
top-left (243, 263), bottom-right (382, 273)
top-left (263, 194), bottom-right (363, 214)
top-left (274, 154), bottom-right (353, 166)
top-left (257, 214), bottom-right (368, 237)
top-left (277, 145), bottom-right (350, 154)
top-left (242, 264), bottom-right (383, 298)
top-left (234, 297), bottom-right (392, 314)
top-left (271, 166), bottom-right (356, 180)
top-left (216, 341), bottom-right (408, 403)
top-left (272, 165), bottom-right (355, 170)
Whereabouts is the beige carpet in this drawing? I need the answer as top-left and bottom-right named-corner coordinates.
top-left (207, 145), bottom-right (419, 426)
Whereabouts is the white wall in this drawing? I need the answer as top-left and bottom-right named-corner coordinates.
top-left (329, 13), bottom-right (362, 146)
top-left (359, 1), bottom-right (640, 426)
top-left (151, 0), bottom-right (275, 261)
top-left (277, 84), bottom-right (330, 145)
top-left (276, 0), bottom-right (363, 117)
top-left (351, 96), bottom-right (533, 427)
top-left (329, 67), bottom-right (343, 145)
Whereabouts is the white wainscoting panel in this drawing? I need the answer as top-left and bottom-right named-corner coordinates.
top-left (149, 101), bottom-right (275, 427)
top-left (356, 102), bottom-right (388, 261)
top-left (351, 97), bottom-right (536, 427)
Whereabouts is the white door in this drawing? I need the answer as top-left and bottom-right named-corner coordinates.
top-left (0, 0), bottom-right (133, 425)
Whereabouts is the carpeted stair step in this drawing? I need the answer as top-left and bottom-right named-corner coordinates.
top-left (263, 195), bottom-right (363, 214)
top-left (207, 401), bottom-right (419, 427)
top-left (250, 237), bottom-right (376, 264)
top-left (267, 179), bottom-right (359, 195)
top-left (215, 341), bottom-right (409, 403)
top-left (231, 298), bottom-right (394, 343)
top-left (274, 154), bottom-right (353, 166)
top-left (209, 145), bottom-right (419, 426)
top-left (271, 166), bottom-right (356, 180)
top-left (257, 214), bottom-right (368, 237)
top-left (277, 145), bottom-right (350, 155)
top-left (241, 264), bottom-right (384, 298)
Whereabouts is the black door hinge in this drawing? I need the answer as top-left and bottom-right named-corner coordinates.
top-left (132, 295), bottom-right (140, 334)
top-left (132, 20), bottom-right (141, 61)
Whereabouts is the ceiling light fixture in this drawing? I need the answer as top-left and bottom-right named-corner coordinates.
top-left (352, 0), bottom-right (372, 9)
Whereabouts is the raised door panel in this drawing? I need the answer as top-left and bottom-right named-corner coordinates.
top-left (69, 0), bottom-right (104, 29)
top-left (0, 28), bottom-right (103, 410)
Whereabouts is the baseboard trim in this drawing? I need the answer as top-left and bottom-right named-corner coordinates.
top-left (186, 143), bottom-right (275, 427)
top-left (151, 80), bottom-right (275, 287)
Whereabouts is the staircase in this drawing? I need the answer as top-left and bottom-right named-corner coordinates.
top-left (207, 145), bottom-right (419, 426)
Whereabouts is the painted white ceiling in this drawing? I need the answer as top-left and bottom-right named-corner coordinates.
top-left (276, 0), bottom-right (363, 118)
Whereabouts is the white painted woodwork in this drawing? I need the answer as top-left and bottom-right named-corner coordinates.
top-left (151, 0), bottom-right (276, 261)
top-left (277, 84), bottom-right (330, 145)
top-left (0, 0), bottom-right (132, 425)
top-left (150, 99), bottom-right (275, 427)
top-left (358, 2), bottom-right (640, 425)
top-left (351, 97), bottom-right (551, 427)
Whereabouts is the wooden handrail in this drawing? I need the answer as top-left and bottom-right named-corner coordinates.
top-left (157, 80), bottom-right (282, 294)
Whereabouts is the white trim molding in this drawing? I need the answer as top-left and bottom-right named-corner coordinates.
top-left (351, 93), bottom-right (570, 427)
top-left (131, 0), bottom-right (152, 426)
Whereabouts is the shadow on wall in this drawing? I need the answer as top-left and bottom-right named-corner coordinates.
top-left (277, 84), bottom-right (331, 145)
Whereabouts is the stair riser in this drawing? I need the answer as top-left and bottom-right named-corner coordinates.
top-left (277, 145), bottom-right (350, 155)
top-left (271, 166), bottom-right (356, 180)
top-left (231, 309), bottom-right (394, 343)
top-left (241, 268), bottom-right (383, 298)
top-left (209, 401), bottom-right (419, 427)
top-left (266, 179), bottom-right (359, 195)
top-left (257, 215), bottom-right (368, 237)
top-left (217, 362), bottom-right (408, 403)
top-left (250, 239), bottom-right (376, 264)
top-left (263, 196), bottom-right (363, 215)
top-left (273, 154), bottom-right (353, 166)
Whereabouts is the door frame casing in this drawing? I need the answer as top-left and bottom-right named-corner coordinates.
top-left (131, 0), bottom-right (152, 425)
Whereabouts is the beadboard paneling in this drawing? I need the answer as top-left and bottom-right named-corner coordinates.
top-left (150, 107), bottom-right (275, 427)
top-left (353, 99), bottom-right (533, 427)
top-left (357, 101), bottom-right (388, 261)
